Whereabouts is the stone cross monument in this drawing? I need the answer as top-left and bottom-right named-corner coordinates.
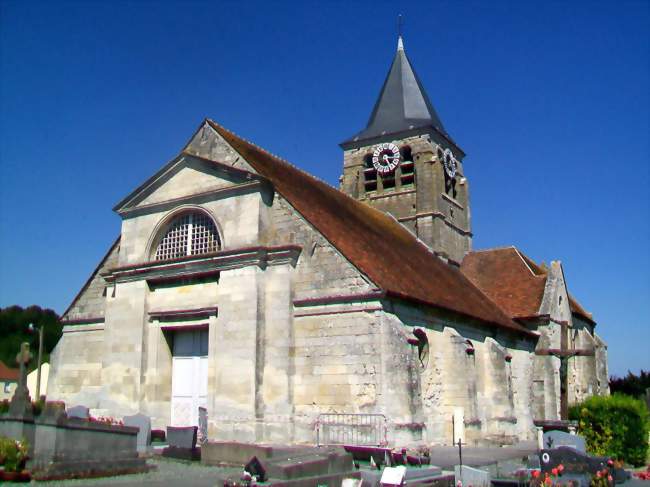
top-left (536, 321), bottom-right (595, 420)
top-left (9, 342), bottom-right (34, 418)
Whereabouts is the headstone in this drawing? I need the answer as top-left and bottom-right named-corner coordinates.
top-left (543, 430), bottom-right (586, 452)
top-left (123, 412), bottom-right (152, 453)
top-left (162, 425), bottom-right (199, 460)
top-left (381, 465), bottom-right (406, 486)
top-left (67, 405), bottom-right (90, 420)
top-left (167, 425), bottom-right (197, 449)
top-left (198, 406), bottom-right (208, 444)
top-left (455, 465), bottom-right (491, 487)
top-left (9, 342), bottom-right (33, 418)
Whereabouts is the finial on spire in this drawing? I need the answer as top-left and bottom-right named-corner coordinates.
top-left (397, 14), bottom-right (404, 51)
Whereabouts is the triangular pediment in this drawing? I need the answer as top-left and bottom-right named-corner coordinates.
top-left (113, 153), bottom-right (261, 214)
top-left (114, 121), bottom-right (263, 214)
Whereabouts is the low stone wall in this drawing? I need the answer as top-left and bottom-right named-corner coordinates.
top-left (0, 403), bottom-right (148, 480)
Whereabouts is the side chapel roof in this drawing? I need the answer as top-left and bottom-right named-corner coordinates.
top-left (205, 120), bottom-right (534, 337)
top-left (460, 246), bottom-right (595, 324)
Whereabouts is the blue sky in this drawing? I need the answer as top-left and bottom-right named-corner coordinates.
top-left (0, 1), bottom-right (648, 376)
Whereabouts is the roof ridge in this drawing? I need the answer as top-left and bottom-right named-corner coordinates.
top-left (206, 119), bottom-right (338, 191)
top-left (469, 245), bottom-right (517, 253)
top-left (206, 118), bottom-right (535, 338)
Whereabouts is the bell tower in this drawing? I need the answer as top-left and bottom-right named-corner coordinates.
top-left (340, 36), bottom-right (472, 265)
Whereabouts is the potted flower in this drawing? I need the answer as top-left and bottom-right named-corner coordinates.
top-left (0, 436), bottom-right (30, 482)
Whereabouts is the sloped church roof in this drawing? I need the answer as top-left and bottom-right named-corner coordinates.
top-left (341, 37), bottom-right (451, 147)
top-left (461, 246), bottom-right (595, 324)
top-left (204, 120), bottom-right (534, 337)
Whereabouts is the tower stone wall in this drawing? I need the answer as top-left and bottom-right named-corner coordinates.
top-left (340, 132), bottom-right (471, 264)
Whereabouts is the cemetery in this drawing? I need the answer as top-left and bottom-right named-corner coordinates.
top-left (1, 342), bottom-right (648, 485)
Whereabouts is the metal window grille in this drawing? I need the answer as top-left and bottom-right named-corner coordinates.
top-left (155, 212), bottom-right (220, 261)
top-left (316, 413), bottom-right (388, 447)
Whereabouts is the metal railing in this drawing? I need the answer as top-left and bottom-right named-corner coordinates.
top-left (316, 413), bottom-right (388, 446)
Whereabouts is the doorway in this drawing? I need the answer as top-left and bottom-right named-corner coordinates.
top-left (170, 328), bottom-right (208, 427)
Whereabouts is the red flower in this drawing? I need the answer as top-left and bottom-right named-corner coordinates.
top-left (532, 470), bottom-right (541, 478)
top-left (607, 475), bottom-right (613, 482)
top-left (557, 464), bottom-right (564, 473)
top-left (551, 468), bottom-right (559, 476)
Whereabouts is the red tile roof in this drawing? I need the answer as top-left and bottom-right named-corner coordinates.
top-left (461, 247), bottom-right (595, 324)
top-left (461, 247), bottom-right (548, 320)
top-left (568, 295), bottom-right (595, 324)
top-left (204, 120), bottom-right (534, 337)
top-left (0, 360), bottom-right (19, 382)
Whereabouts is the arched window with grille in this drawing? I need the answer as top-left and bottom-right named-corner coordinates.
top-left (154, 211), bottom-right (221, 261)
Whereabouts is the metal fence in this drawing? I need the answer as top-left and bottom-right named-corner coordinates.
top-left (316, 413), bottom-right (387, 446)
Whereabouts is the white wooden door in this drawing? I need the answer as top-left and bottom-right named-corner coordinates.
top-left (171, 356), bottom-right (208, 426)
top-left (170, 329), bottom-right (209, 427)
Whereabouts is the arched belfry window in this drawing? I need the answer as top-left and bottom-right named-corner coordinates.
top-left (154, 211), bottom-right (221, 261)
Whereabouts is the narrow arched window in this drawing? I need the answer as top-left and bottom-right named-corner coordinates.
top-left (154, 211), bottom-right (220, 261)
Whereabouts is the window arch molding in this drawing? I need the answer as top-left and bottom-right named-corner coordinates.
top-left (147, 206), bottom-right (223, 262)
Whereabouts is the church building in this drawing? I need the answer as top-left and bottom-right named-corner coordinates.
top-left (48, 36), bottom-right (608, 446)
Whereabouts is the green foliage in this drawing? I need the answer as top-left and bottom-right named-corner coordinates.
top-left (0, 436), bottom-right (29, 472)
top-left (569, 393), bottom-right (650, 467)
top-left (609, 370), bottom-right (650, 398)
top-left (0, 305), bottom-right (62, 371)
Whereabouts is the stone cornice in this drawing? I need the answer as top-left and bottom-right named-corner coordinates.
top-left (103, 245), bottom-right (302, 283)
top-left (117, 180), bottom-right (265, 218)
top-left (441, 192), bottom-right (465, 210)
top-left (397, 211), bottom-right (473, 236)
top-left (368, 189), bottom-right (417, 201)
top-left (62, 322), bottom-right (105, 333)
top-left (293, 291), bottom-right (386, 307)
top-left (149, 306), bottom-right (218, 322)
top-left (61, 316), bottom-right (105, 325)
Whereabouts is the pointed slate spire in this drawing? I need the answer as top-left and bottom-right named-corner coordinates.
top-left (342, 36), bottom-right (448, 147)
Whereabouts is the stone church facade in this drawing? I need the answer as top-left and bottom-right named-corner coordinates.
top-left (48, 37), bottom-right (608, 446)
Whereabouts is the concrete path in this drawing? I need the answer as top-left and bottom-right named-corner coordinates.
top-left (429, 441), bottom-right (538, 469)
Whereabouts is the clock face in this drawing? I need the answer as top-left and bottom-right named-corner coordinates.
top-left (443, 149), bottom-right (457, 178)
top-left (372, 143), bottom-right (401, 174)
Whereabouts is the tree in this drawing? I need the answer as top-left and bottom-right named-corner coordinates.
top-left (609, 370), bottom-right (650, 398)
top-left (0, 305), bottom-right (62, 371)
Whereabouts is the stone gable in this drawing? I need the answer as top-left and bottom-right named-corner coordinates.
top-left (63, 238), bottom-right (120, 323)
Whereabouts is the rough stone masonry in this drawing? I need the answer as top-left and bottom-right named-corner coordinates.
top-left (48, 35), bottom-right (608, 447)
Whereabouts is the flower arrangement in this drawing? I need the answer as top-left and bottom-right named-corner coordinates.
top-left (0, 436), bottom-right (29, 473)
top-left (633, 466), bottom-right (650, 481)
top-left (89, 415), bottom-right (124, 426)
